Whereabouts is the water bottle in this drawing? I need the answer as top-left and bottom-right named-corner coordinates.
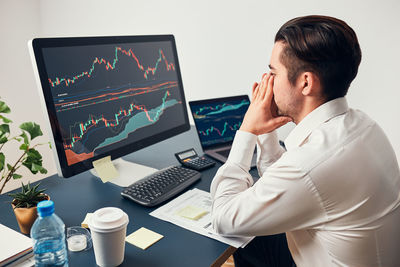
top-left (30, 200), bottom-right (68, 267)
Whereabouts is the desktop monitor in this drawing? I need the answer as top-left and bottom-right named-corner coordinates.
top-left (29, 35), bottom-right (190, 180)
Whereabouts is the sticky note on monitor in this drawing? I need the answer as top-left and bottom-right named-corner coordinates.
top-left (126, 227), bottom-right (163, 250)
top-left (176, 205), bottom-right (208, 220)
top-left (92, 156), bottom-right (119, 183)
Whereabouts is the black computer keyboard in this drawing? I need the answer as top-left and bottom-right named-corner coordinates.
top-left (121, 165), bottom-right (201, 207)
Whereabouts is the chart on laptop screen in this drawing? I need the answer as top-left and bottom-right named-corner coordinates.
top-left (42, 41), bottom-right (186, 165)
top-left (191, 98), bottom-right (250, 147)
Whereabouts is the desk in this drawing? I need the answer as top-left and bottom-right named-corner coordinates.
top-left (0, 126), bottom-right (237, 267)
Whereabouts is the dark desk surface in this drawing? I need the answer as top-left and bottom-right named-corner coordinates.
top-left (0, 126), bottom-right (236, 267)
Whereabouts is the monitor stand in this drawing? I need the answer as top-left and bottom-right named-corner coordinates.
top-left (90, 158), bottom-right (158, 187)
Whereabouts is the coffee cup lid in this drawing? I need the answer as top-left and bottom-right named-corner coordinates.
top-left (89, 207), bottom-right (129, 232)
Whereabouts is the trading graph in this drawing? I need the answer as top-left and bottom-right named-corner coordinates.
top-left (48, 47), bottom-right (175, 88)
top-left (42, 41), bottom-right (185, 165)
top-left (191, 99), bottom-right (250, 147)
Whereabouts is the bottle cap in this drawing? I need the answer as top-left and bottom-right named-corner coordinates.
top-left (37, 200), bottom-right (55, 217)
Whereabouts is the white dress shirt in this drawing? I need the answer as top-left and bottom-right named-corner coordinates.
top-left (210, 97), bottom-right (400, 266)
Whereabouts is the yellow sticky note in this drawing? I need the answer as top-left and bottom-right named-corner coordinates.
top-left (176, 205), bottom-right (208, 220)
top-left (81, 213), bottom-right (93, 228)
top-left (92, 156), bottom-right (119, 183)
top-left (126, 227), bottom-right (163, 250)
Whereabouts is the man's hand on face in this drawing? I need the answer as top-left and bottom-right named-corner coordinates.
top-left (240, 73), bottom-right (292, 135)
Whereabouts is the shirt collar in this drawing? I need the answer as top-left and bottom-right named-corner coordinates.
top-left (284, 97), bottom-right (349, 150)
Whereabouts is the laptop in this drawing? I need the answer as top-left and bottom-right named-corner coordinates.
top-left (189, 95), bottom-right (257, 168)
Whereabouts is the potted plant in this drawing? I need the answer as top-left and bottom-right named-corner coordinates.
top-left (0, 99), bottom-right (49, 194)
top-left (8, 182), bottom-right (49, 234)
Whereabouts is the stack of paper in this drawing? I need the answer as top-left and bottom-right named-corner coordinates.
top-left (0, 224), bottom-right (33, 266)
top-left (150, 188), bottom-right (253, 248)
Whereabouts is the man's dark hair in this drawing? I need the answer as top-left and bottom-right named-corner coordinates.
top-left (275, 15), bottom-right (362, 101)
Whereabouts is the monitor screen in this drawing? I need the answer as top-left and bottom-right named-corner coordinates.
top-left (29, 35), bottom-right (190, 178)
top-left (189, 95), bottom-right (250, 148)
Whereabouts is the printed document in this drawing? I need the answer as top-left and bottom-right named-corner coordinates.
top-left (150, 188), bottom-right (253, 248)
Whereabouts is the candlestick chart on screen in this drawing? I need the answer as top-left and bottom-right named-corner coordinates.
top-left (191, 99), bottom-right (250, 147)
top-left (42, 42), bottom-right (186, 165)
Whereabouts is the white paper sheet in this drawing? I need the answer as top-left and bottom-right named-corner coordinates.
top-left (150, 188), bottom-right (253, 248)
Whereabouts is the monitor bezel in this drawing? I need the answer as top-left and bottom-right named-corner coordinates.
top-left (29, 35), bottom-right (190, 178)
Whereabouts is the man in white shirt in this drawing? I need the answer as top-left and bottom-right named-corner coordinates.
top-left (211, 15), bottom-right (400, 266)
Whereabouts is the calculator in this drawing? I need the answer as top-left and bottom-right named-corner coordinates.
top-left (175, 148), bottom-right (216, 171)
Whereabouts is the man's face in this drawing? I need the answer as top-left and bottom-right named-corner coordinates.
top-left (269, 41), bottom-right (301, 119)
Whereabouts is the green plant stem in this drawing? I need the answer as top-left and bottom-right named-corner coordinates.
top-left (0, 149), bottom-right (27, 194)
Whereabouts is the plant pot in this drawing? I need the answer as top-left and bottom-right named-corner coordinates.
top-left (11, 194), bottom-right (50, 235)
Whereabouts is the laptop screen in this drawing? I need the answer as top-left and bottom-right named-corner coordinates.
top-left (189, 95), bottom-right (250, 148)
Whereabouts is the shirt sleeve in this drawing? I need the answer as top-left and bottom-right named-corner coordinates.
top-left (210, 131), bottom-right (327, 237)
top-left (256, 131), bottom-right (286, 176)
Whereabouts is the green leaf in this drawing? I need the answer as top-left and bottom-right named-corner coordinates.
top-left (32, 182), bottom-right (40, 192)
top-left (31, 163), bottom-right (47, 175)
top-left (12, 174), bottom-right (22, 179)
top-left (19, 143), bottom-right (29, 151)
top-left (23, 164), bottom-right (38, 174)
top-left (0, 124), bottom-right (10, 134)
top-left (0, 136), bottom-right (7, 144)
top-left (21, 182), bottom-right (28, 194)
top-left (20, 132), bottom-right (28, 144)
top-left (26, 148), bottom-right (42, 160)
top-left (0, 101), bottom-right (11, 114)
top-left (8, 182), bottom-right (47, 208)
top-left (31, 163), bottom-right (47, 174)
top-left (31, 163), bottom-right (41, 172)
top-left (0, 128), bottom-right (8, 144)
top-left (7, 163), bottom-right (13, 171)
top-left (22, 148), bottom-right (43, 174)
top-left (0, 153), bottom-right (4, 172)
top-left (20, 122), bottom-right (43, 140)
top-left (0, 115), bottom-right (12, 123)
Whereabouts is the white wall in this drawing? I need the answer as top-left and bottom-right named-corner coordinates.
top-left (0, 1), bottom-right (56, 193)
top-left (1, 0), bottom-right (399, 193)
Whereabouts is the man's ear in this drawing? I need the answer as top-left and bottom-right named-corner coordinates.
top-left (300, 72), bottom-right (320, 96)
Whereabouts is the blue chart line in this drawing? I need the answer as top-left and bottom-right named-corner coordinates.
top-left (205, 101), bottom-right (249, 116)
top-left (95, 99), bottom-right (179, 150)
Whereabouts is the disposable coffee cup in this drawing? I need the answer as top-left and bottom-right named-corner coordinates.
top-left (89, 207), bottom-right (129, 267)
